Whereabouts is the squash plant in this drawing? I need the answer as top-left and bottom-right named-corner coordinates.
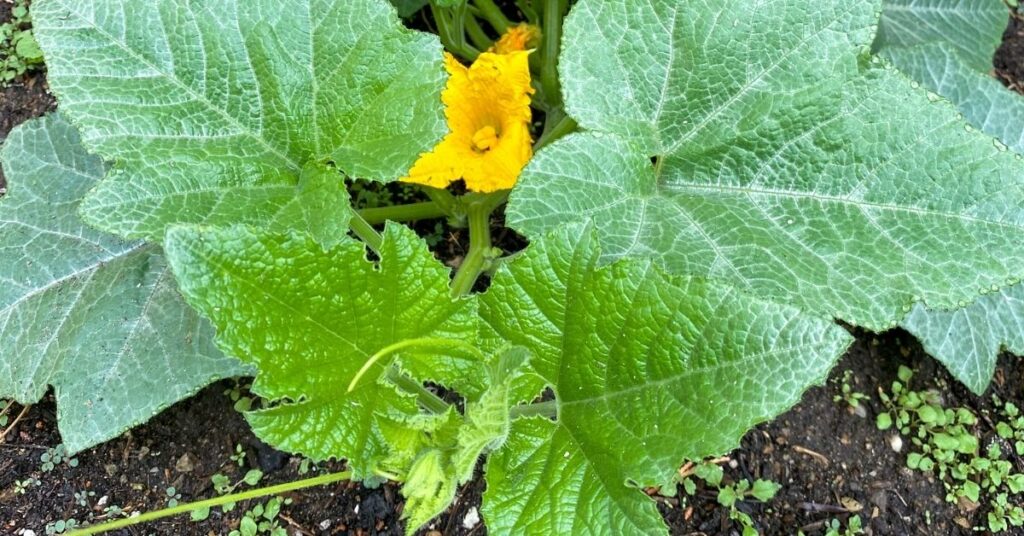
top-left (3, 0), bottom-right (1024, 534)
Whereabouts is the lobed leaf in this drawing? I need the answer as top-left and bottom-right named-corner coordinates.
top-left (479, 226), bottom-right (852, 534)
top-left (32, 0), bottom-right (446, 240)
top-left (508, 0), bottom-right (1024, 331)
top-left (874, 0), bottom-right (1007, 72)
top-left (875, 0), bottom-right (1023, 394)
top-left (0, 114), bottom-right (245, 453)
top-left (164, 224), bottom-right (480, 476)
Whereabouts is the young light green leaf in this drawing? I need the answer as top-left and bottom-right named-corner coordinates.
top-left (0, 114), bottom-right (245, 453)
top-left (874, 4), bottom-right (1024, 395)
top-left (479, 226), bottom-right (851, 534)
top-left (874, 0), bottom-right (1007, 71)
top-left (164, 224), bottom-right (480, 476)
top-left (379, 347), bottom-right (532, 535)
top-left (508, 0), bottom-right (1024, 331)
top-left (32, 0), bottom-right (446, 240)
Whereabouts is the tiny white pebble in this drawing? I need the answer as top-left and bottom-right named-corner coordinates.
top-left (889, 434), bottom-right (903, 453)
top-left (319, 520), bottom-right (331, 530)
top-left (97, 495), bottom-right (109, 507)
top-left (462, 507), bottom-right (481, 529)
top-left (354, 504), bottom-right (360, 514)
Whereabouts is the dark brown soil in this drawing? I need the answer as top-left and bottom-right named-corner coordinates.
top-left (3, 5), bottom-right (1024, 536)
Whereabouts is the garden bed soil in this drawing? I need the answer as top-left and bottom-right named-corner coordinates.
top-left (3, 6), bottom-right (1024, 536)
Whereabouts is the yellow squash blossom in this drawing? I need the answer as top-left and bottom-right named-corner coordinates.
top-left (402, 49), bottom-right (534, 193)
top-left (490, 23), bottom-right (541, 55)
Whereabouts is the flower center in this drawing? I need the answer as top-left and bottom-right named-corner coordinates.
top-left (472, 126), bottom-right (500, 153)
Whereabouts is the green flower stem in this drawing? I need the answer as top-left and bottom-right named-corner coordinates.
top-left (510, 400), bottom-right (558, 419)
top-left (540, 0), bottom-right (567, 107)
top-left (359, 202), bottom-right (446, 225)
top-left (348, 211), bottom-right (384, 253)
top-left (64, 471), bottom-right (353, 536)
top-left (472, 0), bottom-right (511, 34)
top-left (386, 368), bottom-right (452, 414)
top-left (535, 110), bottom-right (578, 151)
top-left (431, 2), bottom-right (480, 60)
top-left (464, 13), bottom-right (493, 51)
top-left (420, 186), bottom-right (462, 222)
top-left (450, 198), bottom-right (496, 297)
top-left (348, 337), bottom-right (486, 393)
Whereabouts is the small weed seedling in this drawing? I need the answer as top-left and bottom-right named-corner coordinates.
top-left (678, 461), bottom-right (780, 535)
top-left (191, 469), bottom-right (265, 521)
top-left (230, 444), bottom-right (247, 468)
top-left (833, 370), bottom-right (869, 417)
top-left (877, 367), bottom-right (1024, 532)
top-left (229, 496), bottom-right (292, 536)
top-left (40, 444), bottom-right (77, 472)
top-left (44, 518), bottom-right (79, 535)
top-left (0, 0), bottom-right (44, 84)
top-left (13, 477), bottom-right (39, 494)
top-left (74, 489), bottom-right (95, 507)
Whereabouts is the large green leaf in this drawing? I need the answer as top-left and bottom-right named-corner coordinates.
top-left (902, 292), bottom-right (1024, 394)
top-left (508, 0), bottom-right (1024, 331)
top-left (0, 114), bottom-right (245, 453)
top-left (875, 0), bottom-right (1007, 72)
top-left (874, 4), bottom-right (1024, 394)
top-left (32, 0), bottom-right (445, 240)
top-left (479, 226), bottom-right (852, 534)
top-left (164, 224), bottom-right (480, 476)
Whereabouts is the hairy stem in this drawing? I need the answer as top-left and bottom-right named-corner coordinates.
top-left (386, 368), bottom-right (452, 414)
top-left (534, 110), bottom-right (577, 151)
top-left (540, 0), bottom-right (566, 107)
top-left (510, 400), bottom-right (558, 419)
top-left (348, 337), bottom-right (486, 393)
top-left (65, 471), bottom-right (353, 536)
top-left (464, 12), bottom-right (493, 51)
top-left (473, 0), bottom-right (511, 34)
top-left (449, 200), bottom-right (494, 297)
top-left (431, 2), bottom-right (480, 60)
top-left (348, 211), bottom-right (384, 253)
top-left (359, 202), bottom-right (446, 225)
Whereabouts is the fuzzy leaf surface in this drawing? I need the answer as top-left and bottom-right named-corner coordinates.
top-left (0, 114), bottom-right (245, 453)
top-left (875, 0), bottom-right (1007, 71)
top-left (508, 0), bottom-right (1024, 331)
top-left (165, 224), bottom-right (479, 476)
top-left (479, 226), bottom-right (852, 534)
top-left (32, 0), bottom-right (446, 240)
top-left (875, 5), bottom-right (1024, 394)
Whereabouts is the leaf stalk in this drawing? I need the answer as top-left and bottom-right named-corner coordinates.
top-left (64, 471), bottom-right (353, 536)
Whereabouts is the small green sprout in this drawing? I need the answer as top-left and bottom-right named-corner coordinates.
top-left (40, 444), bottom-right (78, 472)
top-left (0, 0), bottom-right (44, 85)
top-left (833, 370), bottom-right (869, 416)
top-left (678, 459), bottom-right (779, 536)
top-left (878, 366), bottom-right (1024, 532)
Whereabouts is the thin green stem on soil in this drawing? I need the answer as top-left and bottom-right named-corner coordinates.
top-left (358, 202), bottom-right (446, 225)
top-left (449, 199), bottom-right (495, 298)
top-left (348, 211), bottom-right (384, 253)
top-left (348, 337), bottom-right (486, 393)
top-left (472, 0), bottom-right (511, 34)
top-left (510, 400), bottom-right (558, 419)
top-left (386, 368), bottom-right (452, 414)
top-left (65, 471), bottom-right (353, 536)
